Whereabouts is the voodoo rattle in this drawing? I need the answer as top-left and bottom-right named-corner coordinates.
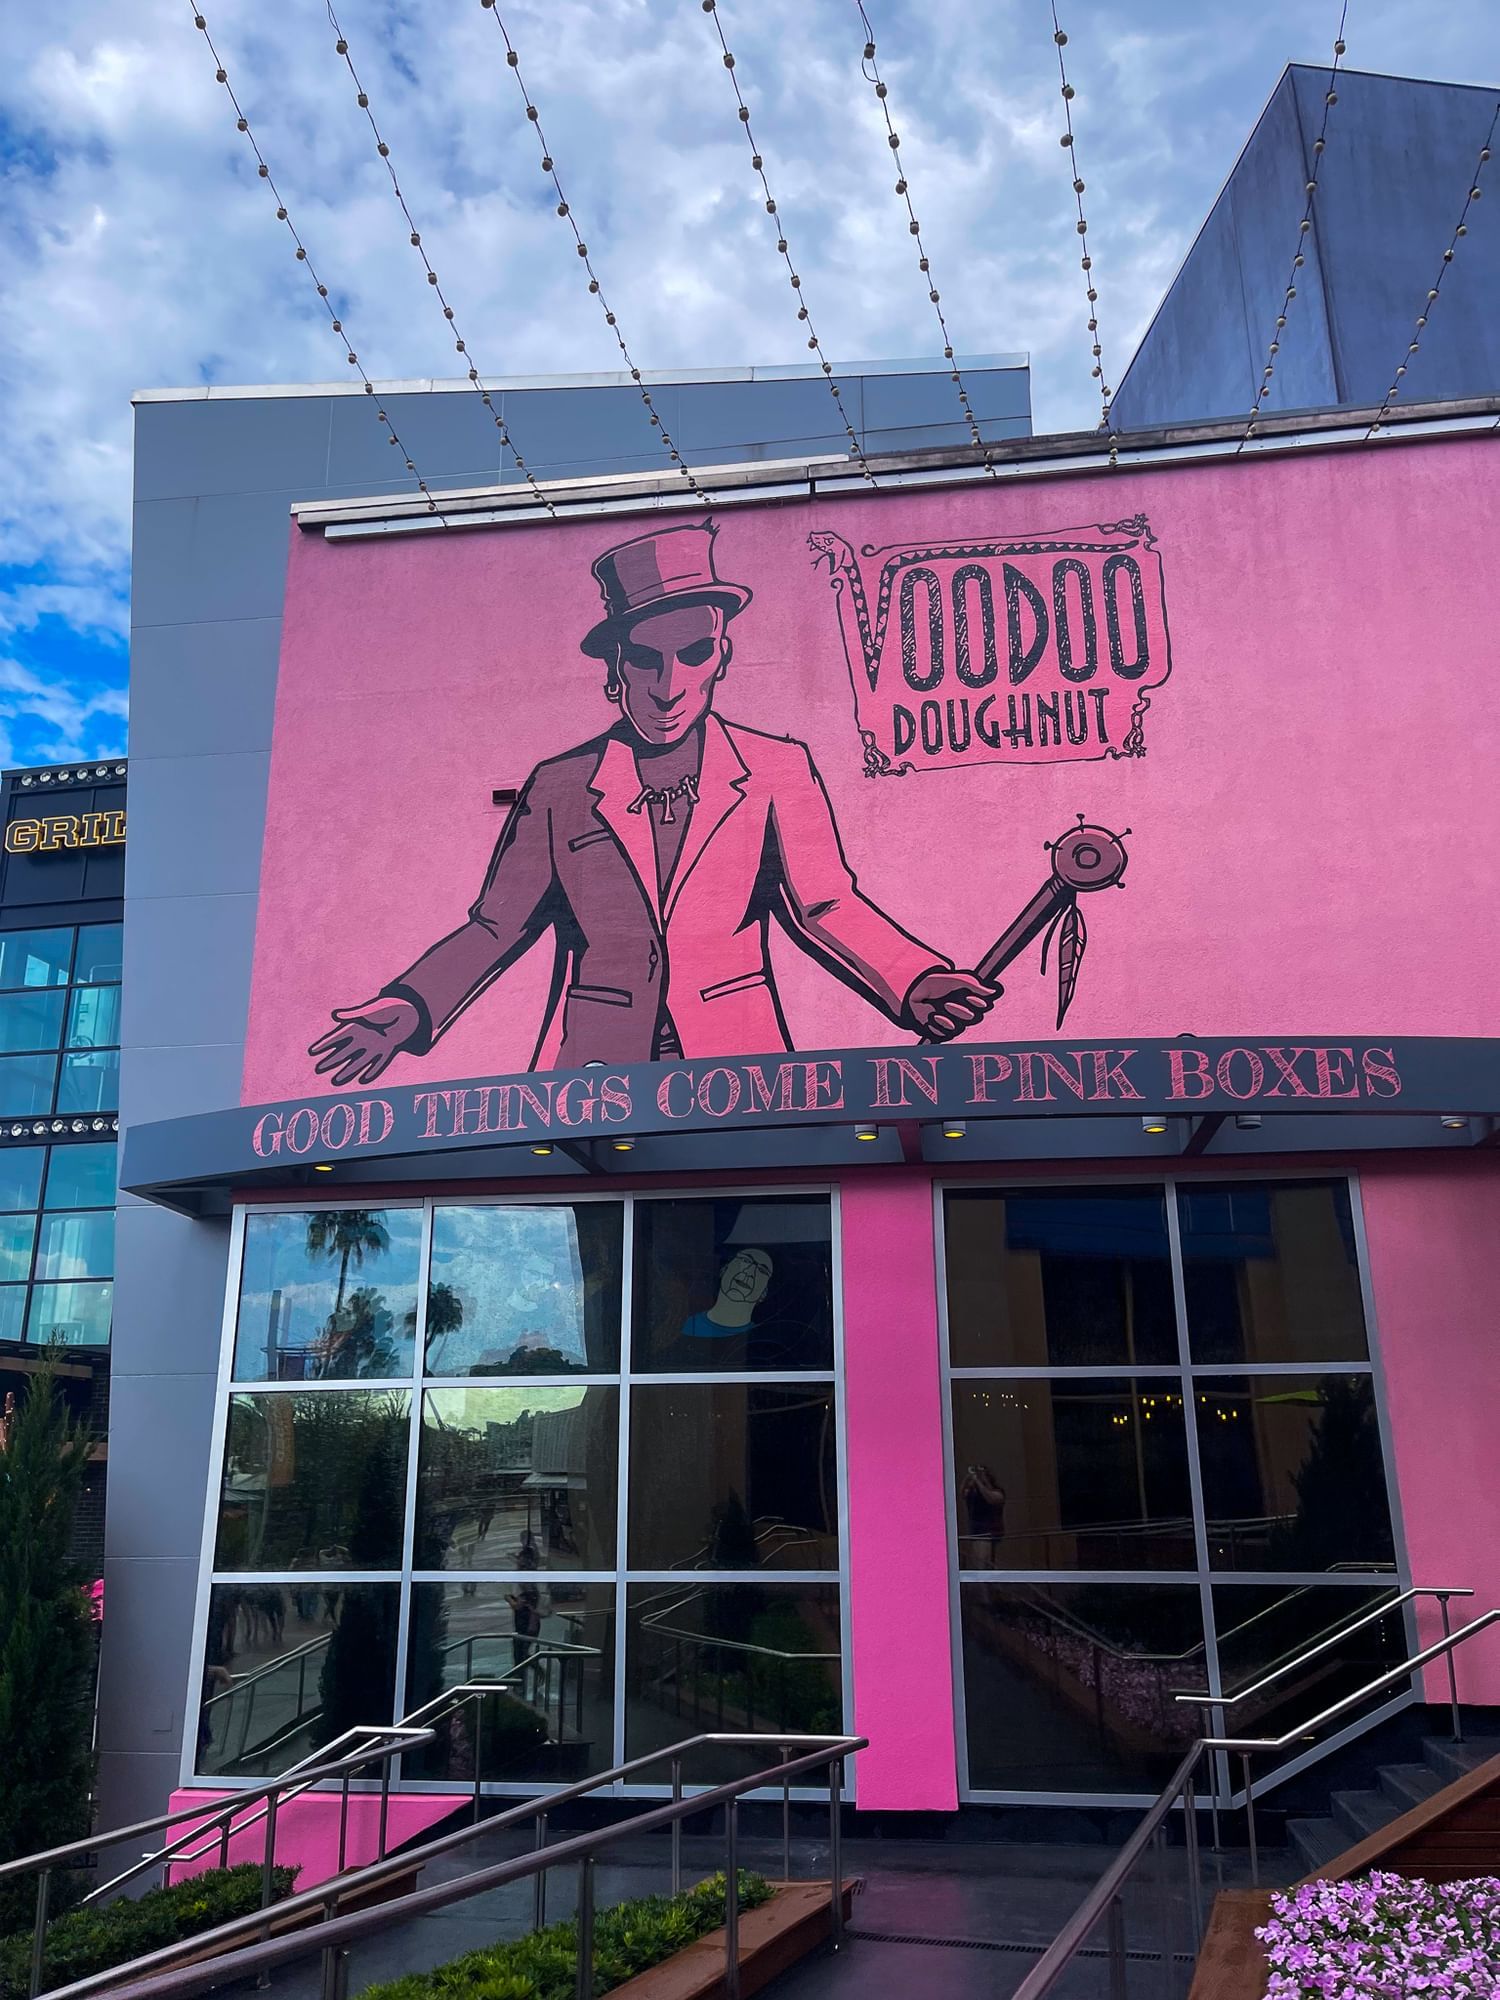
top-left (921, 815), bottom-right (1130, 1039)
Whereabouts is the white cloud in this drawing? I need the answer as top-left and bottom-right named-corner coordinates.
top-left (0, 658), bottom-right (128, 764)
top-left (0, 0), bottom-right (1496, 703)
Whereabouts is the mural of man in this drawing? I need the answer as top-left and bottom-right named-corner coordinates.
top-left (309, 520), bottom-right (998, 1083)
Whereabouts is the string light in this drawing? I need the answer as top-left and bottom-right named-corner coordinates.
top-left (326, 0), bottom-right (556, 518)
top-left (1367, 98), bottom-right (1499, 439)
top-left (856, 3), bottom-right (994, 475)
top-left (477, 4), bottom-right (713, 506)
top-left (187, 5), bottom-right (447, 518)
top-left (1237, 5), bottom-right (1349, 456)
top-left (1050, 5), bottom-right (1114, 462)
top-left (702, 0), bottom-right (878, 486)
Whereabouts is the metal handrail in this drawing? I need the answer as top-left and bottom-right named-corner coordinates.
top-left (1011, 1607), bottom-right (1500, 1999)
top-left (43, 1734), bottom-right (865, 2000)
top-left (1172, 1585), bottom-right (1473, 1710)
top-left (199, 1632), bottom-right (332, 1712)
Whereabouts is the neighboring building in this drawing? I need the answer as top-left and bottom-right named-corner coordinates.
top-left (0, 759), bottom-right (125, 1580)
top-left (102, 354), bottom-right (1500, 1855)
top-left (1110, 67), bottom-right (1500, 429)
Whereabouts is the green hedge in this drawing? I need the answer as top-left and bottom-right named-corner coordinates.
top-left (362, 1870), bottom-right (775, 2000)
top-left (0, 1861), bottom-right (298, 2000)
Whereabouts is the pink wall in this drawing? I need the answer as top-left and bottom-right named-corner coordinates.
top-left (840, 1172), bottom-right (957, 1810)
top-left (244, 438), bottom-right (1500, 1102)
top-left (1358, 1160), bottom-right (1500, 1706)
top-left (165, 1788), bottom-right (455, 1891)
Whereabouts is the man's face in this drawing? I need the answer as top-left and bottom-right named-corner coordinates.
top-left (718, 1248), bottom-right (772, 1309)
top-left (612, 603), bottom-right (728, 746)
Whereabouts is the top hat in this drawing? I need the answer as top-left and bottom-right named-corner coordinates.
top-left (581, 521), bottom-right (753, 657)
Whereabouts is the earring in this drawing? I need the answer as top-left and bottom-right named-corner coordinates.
top-left (604, 670), bottom-right (623, 701)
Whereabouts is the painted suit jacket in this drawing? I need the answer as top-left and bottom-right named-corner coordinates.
top-left (386, 713), bottom-right (948, 1068)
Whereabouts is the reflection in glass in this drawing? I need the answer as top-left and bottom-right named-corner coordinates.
top-left (56, 1050), bottom-right (119, 1115)
top-left (629, 1384), bottom-right (838, 1571)
top-left (66, 984), bottom-right (122, 1050)
top-left (632, 1196), bottom-right (833, 1373)
top-left (0, 1287), bottom-right (24, 1342)
top-left (0, 1148), bottom-right (44, 1213)
top-left (951, 1379), bottom-right (1193, 1570)
top-left (0, 929), bottom-right (71, 991)
top-left (195, 1581), bottom-right (399, 1779)
top-left (1212, 1584), bottom-right (1412, 1750)
top-left (0, 990), bottom-right (65, 1053)
top-left (45, 1143), bottom-right (114, 1209)
top-left (0, 1053), bottom-right (57, 1117)
top-left (36, 1211), bottom-right (112, 1282)
top-left (74, 925), bottom-right (123, 984)
top-left (945, 1188), bottom-right (1176, 1368)
top-left (1179, 1182), bottom-right (1369, 1364)
top-left (961, 1583), bottom-right (1204, 1792)
top-left (626, 1582), bottom-right (842, 1783)
top-left (233, 1209), bottom-right (422, 1382)
top-left (425, 1204), bottom-right (622, 1376)
top-left (0, 1213), bottom-right (36, 1283)
top-left (27, 1280), bottom-right (111, 1346)
top-left (1196, 1375), bottom-right (1395, 1572)
top-left (404, 1583), bottom-right (616, 1783)
top-left (213, 1390), bottom-right (411, 1571)
top-left (415, 1386), bottom-right (618, 1572)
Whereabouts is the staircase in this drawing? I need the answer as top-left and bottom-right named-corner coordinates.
top-left (1286, 1732), bottom-right (1500, 1878)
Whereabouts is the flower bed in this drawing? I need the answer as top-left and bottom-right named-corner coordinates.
top-left (361, 1871), bottom-right (773, 2000)
top-left (1257, 1871), bottom-right (1500, 1997)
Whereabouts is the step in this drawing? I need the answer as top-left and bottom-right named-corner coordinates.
top-left (1378, 1761), bottom-right (1443, 1813)
top-left (1329, 1787), bottom-right (1390, 1845)
top-left (1286, 1815), bottom-right (1347, 1876)
top-left (1422, 1735), bottom-right (1500, 1788)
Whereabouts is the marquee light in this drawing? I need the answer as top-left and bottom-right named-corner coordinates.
top-left (1050, 7), bottom-right (1116, 457)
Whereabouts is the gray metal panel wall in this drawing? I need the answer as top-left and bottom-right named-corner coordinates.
top-left (1111, 67), bottom-right (1500, 429)
top-left (102, 360), bottom-right (1029, 1828)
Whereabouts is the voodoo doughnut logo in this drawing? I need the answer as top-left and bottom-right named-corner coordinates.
top-left (810, 516), bottom-right (1173, 776)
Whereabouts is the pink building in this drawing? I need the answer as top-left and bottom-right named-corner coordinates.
top-left (111, 402), bottom-right (1500, 1844)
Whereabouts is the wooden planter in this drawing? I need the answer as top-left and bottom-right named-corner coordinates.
top-left (609, 1881), bottom-right (857, 2000)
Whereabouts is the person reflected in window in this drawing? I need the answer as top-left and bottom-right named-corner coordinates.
top-left (962, 1463), bottom-right (1007, 1567)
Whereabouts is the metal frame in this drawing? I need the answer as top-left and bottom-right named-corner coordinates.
top-left (182, 1183), bottom-right (853, 1806)
top-left (936, 1169), bottom-right (1417, 1808)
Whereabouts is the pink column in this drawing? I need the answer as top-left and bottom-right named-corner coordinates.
top-left (1360, 1160), bottom-right (1500, 1703)
top-left (840, 1171), bottom-right (958, 1809)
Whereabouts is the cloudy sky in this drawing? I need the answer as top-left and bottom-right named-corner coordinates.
top-left (1, 0), bottom-right (1496, 769)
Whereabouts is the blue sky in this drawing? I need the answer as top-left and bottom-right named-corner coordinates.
top-left (1, 0), bottom-right (1497, 770)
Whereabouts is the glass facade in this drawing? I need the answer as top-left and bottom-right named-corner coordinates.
top-left (193, 1193), bottom-right (845, 1789)
top-left (0, 924), bottom-right (122, 1123)
top-left (944, 1178), bottom-right (1406, 1800)
top-left (0, 1139), bottom-right (116, 1347)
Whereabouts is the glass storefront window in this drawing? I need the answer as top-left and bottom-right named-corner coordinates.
top-left (74, 924), bottom-right (123, 984)
top-left (27, 1279), bottom-right (111, 1346)
top-left (0, 990), bottom-right (65, 1053)
top-left (65, 984), bottom-right (121, 1051)
top-left (0, 1054), bottom-right (58, 1117)
top-left (945, 1187), bottom-right (1176, 1368)
top-left (626, 1581), bottom-right (843, 1783)
top-left (415, 1385), bottom-right (619, 1572)
top-left (193, 1193), bottom-right (842, 1790)
top-left (1179, 1181), bottom-right (1369, 1364)
top-left (404, 1582), bottom-right (616, 1784)
top-left (57, 1050), bottom-right (119, 1115)
top-left (0, 1286), bottom-right (24, 1342)
top-left (944, 1180), bottom-right (1404, 1799)
top-left (951, 1378), bottom-right (1193, 1571)
top-left (959, 1583), bottom-right (1205, 1793)
top-left (213, 1389), bottom-right (411, 1571)
top-left (425, 1203), bottom-right (622, 1376)
top-left (632, 1196), bottom-right (834, 1373)
top-left (195, 1581), bottom-right (400, 1780)
top-left (35, 1211), bottom-right (113, 1282)
top-left (1212, 1583), bottom-right (1412, 1744)
top-left (0, 1213), bottom-right (36, 1284)
top-left (628, 1383), bottom-right (839, 1570)
top-left (233, 1208), bottom-right (423, 1382)
top-left (45, 1143), bottom-right (116, 1209)
top-left (0, 1149), bottom-right (45, 1212)
top-left (1196, 1373), bottom-right (1395, 1572)
top-left (0, 929), bottom-right (71, 990)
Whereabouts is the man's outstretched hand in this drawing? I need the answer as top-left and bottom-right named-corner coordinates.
top-left (308, 995), bottom-right (423, 1087)
top-left (906, 969), bottom-right (1002, 1043)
